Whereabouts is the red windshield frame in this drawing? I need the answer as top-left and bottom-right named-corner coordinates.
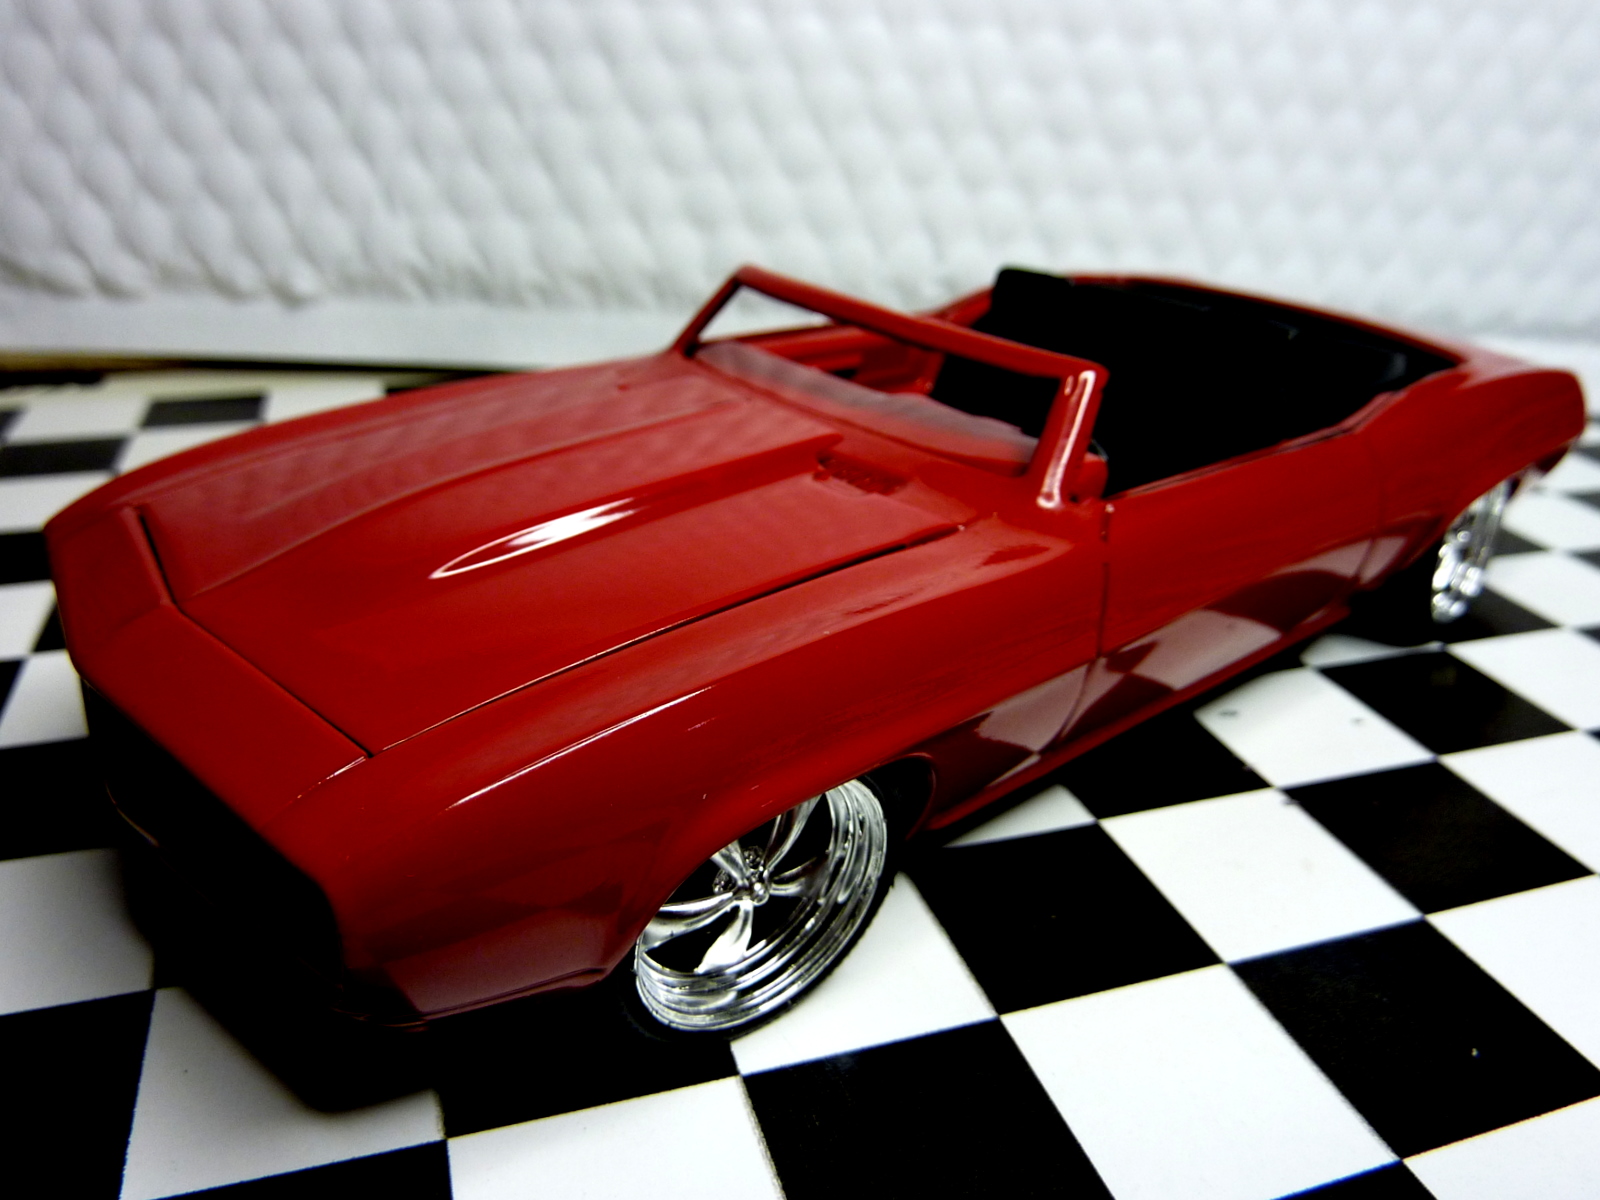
top-left (675, 265), bottom-right (1108, 509)
top-left (675, 264), bottom-right (1100, 381)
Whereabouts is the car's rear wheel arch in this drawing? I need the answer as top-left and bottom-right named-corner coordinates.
top-left (1349, 470), bottom-right (1525, 641)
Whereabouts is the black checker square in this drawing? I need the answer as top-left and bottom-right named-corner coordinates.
top-left (744, 1021), bottom-right (1111, 1200)
top-left (32, 604), bottom-right (64, 652)
top-left (1289, 763), bottom-right (1590, 913)
top-left (1489, 526), bottom-right (1544, 556)
top-left (0, 530), bottom-right (51, 584)
top-left (143, 393), bottom-right (266, 427)
top-left (0, 738), bottom-right (124, 861)
top-left (1426, 589), bottom-right (1555, 643)
top-left (1235, 921), bottom-right (1600, 1157)
top-left (1286, 1171), bottom-right (1440, 1200)
top-left (1053, 702), bottom-right (1267, 817)
top-left (1281, 1163), bottom-right (1437, 1199)
top-left (909, 825), bottom-right (1217, 1013)
top-left (171, 1142), bottom-right (451, 1200)
top-left (0, 991), bottom-right (154, 1199)
top-left (0, 437), bottom-right (122, 477)
top-left (430, 983), bottom-right (736, 1137)
top-left (1321, 650), bottom-right (1568, 754)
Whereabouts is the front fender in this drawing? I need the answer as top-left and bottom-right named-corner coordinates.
top-left (264, 519), bottom-right (1097, 1017)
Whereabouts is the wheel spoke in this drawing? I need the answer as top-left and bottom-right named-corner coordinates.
top-left (1432, 478), bottom-right (1513, 622)
top-left (633, 778), bottom-right (890, 1031)
top-left (638, 891), bottom-right (736, 950)
top-left (764, 795), bottom-right (821, 870)
top-left (711, 841), bottom-right (752, 886)
top-left (698, 897), bottom-right (755, 971)
top-left (768, 853), bottom-right (829, 898)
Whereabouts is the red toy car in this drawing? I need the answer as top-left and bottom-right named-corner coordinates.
top-left (47, 266), bottom-right (1585, 1036)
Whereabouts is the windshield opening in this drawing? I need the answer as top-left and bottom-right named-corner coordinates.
top-left (698, 338), bottom-right (1039, 474)
top-left (679, 268), bottom-right (1095, 476)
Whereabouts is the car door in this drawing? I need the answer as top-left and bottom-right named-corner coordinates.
top-left (1066, 427), bottom-right (1381, 738)
top-left (914, 491), bottom-right (1110, 819)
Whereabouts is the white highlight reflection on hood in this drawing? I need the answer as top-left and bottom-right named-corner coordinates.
top-left (431, 499), bottom-right (637, 579)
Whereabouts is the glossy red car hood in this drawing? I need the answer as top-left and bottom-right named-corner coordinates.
top-left (139, 361), bottom-right (960, 752)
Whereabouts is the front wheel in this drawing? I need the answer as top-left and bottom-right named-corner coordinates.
top-left (632, 779), bottom-right (889, 1033)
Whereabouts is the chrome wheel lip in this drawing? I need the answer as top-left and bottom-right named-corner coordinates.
top-left (633, 779), bottom-right (888, 1032)
top-left (1431, 478), bottom-right (1514, 623)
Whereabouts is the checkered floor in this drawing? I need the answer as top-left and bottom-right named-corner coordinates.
top-left (4, 369), bottom-right (1600, 1200)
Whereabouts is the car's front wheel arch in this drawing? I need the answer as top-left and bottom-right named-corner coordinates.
top-left (860, 754), bottom-right (936, 842)
top-left (627, 774), bottom-right (896, 1035)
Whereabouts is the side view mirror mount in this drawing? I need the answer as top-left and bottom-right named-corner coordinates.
top-left (1073, 453), bottom-right (1108, 502)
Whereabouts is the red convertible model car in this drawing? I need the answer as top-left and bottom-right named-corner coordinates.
top-left (47, 266), bottom-right (1584, 1036)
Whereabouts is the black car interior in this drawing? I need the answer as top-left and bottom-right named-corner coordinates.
top-left (930, 267), bottom-right (1458, 495)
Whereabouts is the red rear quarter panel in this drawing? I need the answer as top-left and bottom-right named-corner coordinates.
top-left (1356, 349), bottom-right (1585, 579)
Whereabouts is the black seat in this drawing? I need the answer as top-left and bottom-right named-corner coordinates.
top-left (932, 268), bottom-right (1452, 494)
top-left (928, 269), bottom-right (1069, 440)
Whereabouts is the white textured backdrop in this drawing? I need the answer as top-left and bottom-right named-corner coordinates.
top-left (2, 0), bottom-right (1598, 366)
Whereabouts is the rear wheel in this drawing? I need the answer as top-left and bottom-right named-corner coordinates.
top-left (1430, 477), bottom-right (1515, 622)
top-left (1351, 475), bottom-right (1518, 643)
top-left (632, 779), bottom-right (889, 1033)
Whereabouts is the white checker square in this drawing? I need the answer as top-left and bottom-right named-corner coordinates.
top-left (102, 371), bottom-right (267, 398)
top-left (3, 393), bottom-right (146, 442)
top-left (0, 471), bottom-right (113, 532)
top-left (947, 784), bottom-right (1096, 846)
top-left (1482, 552), bottom-right (1600, 627)
top-left (0, 580), bottom-right (54, 658)
top-left (1451, 630), bottom-right (1600, 730)
top-left (1430, 878), bottom-right (1600, 1070)
top-left (1300, 634), bottom-right (1419, 668)
top-left (1195, 668), bottom-right (1433, 787)
top-left (0, 650), bottom-right (86, 747)
top-left (121, 988), bottom-right (442, 1200)
top-left (1502, 491), bottom-right (1600, 552)
top-left (1538, 452), bottom-right (1600, 494)
top-left (448, 1078), bottom-right (780, 1200)
top-left (1580, 424), bottom-right (1600, 448)
top-left (1443, 733), bottom-right (1600, 872)
top-left (116, 422), bottom-right (257, 473)
top-left (0, 849), bottom-right (152, 1016)
top-left (1004, 966), bottom-right (1393, 1200)
top-left (731, 874), bottom-right (993, 1074)
top-left (1102, 790), bottom-right (1418, 963)
top-left (1408, 1097), bottom-right (1600, 1200)
top-left (265, 378), bottom-right (387, 423)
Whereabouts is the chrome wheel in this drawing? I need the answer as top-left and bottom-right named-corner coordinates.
top-left (1431, 478), bottom-right (1514, 622)
top-left (633, 779), bottom-right (888, 1032)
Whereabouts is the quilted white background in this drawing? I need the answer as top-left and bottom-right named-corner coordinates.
top-left (1, 0), bottom-right (1598, 367)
